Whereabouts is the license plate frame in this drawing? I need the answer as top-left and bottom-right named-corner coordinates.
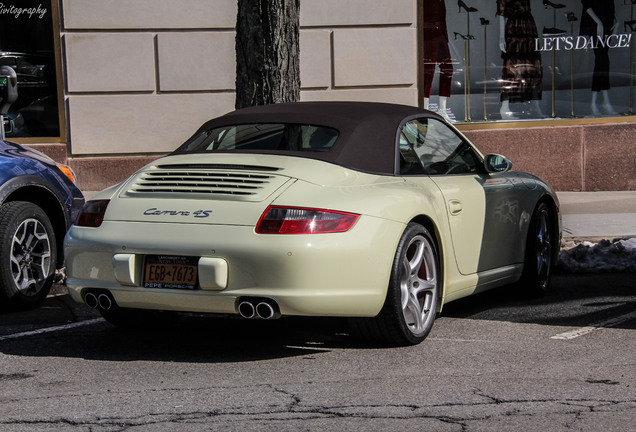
top-left (143, 255), bottom-right (199, 290)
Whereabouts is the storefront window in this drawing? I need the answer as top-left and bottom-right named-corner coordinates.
top-left (422, 0), bottom-right (636, 123)
top-left (0, 0), bottom-right (60, 138)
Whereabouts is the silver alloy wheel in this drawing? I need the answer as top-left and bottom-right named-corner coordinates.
top-left (10, 217), bottom-right (52, 296)
top-left (400, 234), bottom-right (438, 336)
top-left (348, 223), bottom-right (439, 345)
top-left (534, 208), bottom-right (552, 290)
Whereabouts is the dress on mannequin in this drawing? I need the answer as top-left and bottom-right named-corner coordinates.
top-left (422, 0), bottom-right (453, 120)
top-left (580, 0), bottom-right (617, 115)
top-left (496, 0), bottom-right (543, 119)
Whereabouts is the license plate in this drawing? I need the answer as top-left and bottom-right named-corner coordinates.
top-left (144, 255), bottom-right (199, 289)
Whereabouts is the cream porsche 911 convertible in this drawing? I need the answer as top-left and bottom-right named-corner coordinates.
top-left (64, 102), bottom-right (561, 346)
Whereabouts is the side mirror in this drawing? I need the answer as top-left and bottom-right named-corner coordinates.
top-left (484, 154), bottom-right (512, 173)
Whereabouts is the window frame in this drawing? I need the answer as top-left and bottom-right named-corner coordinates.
top-left (396, 115), bottom-right (485, 177)
top-left (3, 0), bottom-right (65, 144)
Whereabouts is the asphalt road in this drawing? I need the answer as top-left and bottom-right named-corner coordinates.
top-left (1, 272), bottom-right (635, 431)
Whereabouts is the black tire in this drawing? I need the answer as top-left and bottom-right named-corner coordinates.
top-left (0, 201), bottom-right (57, 310)
top-left (521, 202), bottom-right (555, 296)
top-left (350, 223), bottom-right (440, 346)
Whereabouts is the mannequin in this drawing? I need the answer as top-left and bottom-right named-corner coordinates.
top-left (580, 0), bottom-right (617, 115)
top-left (497, 0), bottom-right (544, 120)
top-left (422, 0), bottom-right (453, 121)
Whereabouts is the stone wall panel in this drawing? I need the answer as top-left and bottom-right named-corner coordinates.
top-left (158, 32), bottom-right (236, 91)
top-left (300, 30), bottom-right (332, 89)
top-left (62, 0), bottom-right (236, 29)
top-left (65, 33), bottom-right (156, 92)
top-left (333, 28), bottom-right (417, 87)
top-left (301, 0), bottom-right (415, 27)
top-left (68, 94), bottom-right (235, 155)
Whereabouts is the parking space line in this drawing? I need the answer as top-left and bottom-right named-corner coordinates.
top-left (551, 311), bottom-right (636, 340)
top-left (0, 318), bottom-right (104, 342)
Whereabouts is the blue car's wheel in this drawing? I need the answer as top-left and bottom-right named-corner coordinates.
top-left (0, 201), bottom-right (56, 310)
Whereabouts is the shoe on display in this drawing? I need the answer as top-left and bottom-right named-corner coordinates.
top-left (458, 0), bottom-right (478, 13)
top-left (543, 27), bottom-right (567, 36)
top-left (543, 0), bottom-right (566, 9)
top-left (454, 32), bottom-right (475, 40)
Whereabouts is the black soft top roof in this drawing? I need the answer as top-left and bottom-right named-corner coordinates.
top-left (181, 101), bottom-right (441, 175)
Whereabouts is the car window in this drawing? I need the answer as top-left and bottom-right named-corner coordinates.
top-left (178, 123), bottom-right (339, 153)
top-left (399, 118), bottom-right (481, 175)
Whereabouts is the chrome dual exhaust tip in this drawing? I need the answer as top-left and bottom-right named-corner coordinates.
top-left (255, 302), bottom-right (276, 320)
top-left (84, 292), bottom-right (98, 309)
top-left (238, 301), bottom-right (256, 319)
top-left (97, 294), bottom-right (112, 310)
top-left (83, 290), bottom-right (114, 311)
top-left (237, 298), bottom-right (280, 319)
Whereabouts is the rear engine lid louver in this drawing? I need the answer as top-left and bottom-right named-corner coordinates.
top-left (121, 164), bottom-right (290, 202)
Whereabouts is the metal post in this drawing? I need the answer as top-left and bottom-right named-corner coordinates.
top-left (463, 39), bottom-right (469, 122)
top-left (484, 22), bottom-right (488, 121)
top-left (466, 13), bottom-right (472, 122)
top-left (630, 4), bottom-right (635, 115)
top-left (551, 8), bottom-right (557, 118)
top-left (570, 21), bottom-right (575, 117)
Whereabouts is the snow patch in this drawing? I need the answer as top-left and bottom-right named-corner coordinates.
top-left (558, 238), bottom-right (636, 273)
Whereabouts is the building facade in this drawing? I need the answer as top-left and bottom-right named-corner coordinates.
top-left (2, 0), bottom-right (636, 191)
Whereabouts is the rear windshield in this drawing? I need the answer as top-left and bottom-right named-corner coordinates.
top-left (177, 123), bottom-right (339, 153)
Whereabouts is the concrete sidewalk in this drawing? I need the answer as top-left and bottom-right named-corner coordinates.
top-left (558, 191), bottom-right (636, 240)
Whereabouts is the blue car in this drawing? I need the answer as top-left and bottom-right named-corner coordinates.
top-left (0, 140), bottom-right (84, 310)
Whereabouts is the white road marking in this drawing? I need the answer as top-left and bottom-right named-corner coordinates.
top-left (551, 311), bottom-right (636, 340)
top-left (0, 318), bottom-right (104, 342)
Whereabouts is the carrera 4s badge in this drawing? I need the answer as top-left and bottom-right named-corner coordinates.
top-left (144, 208), bottom-right (213, 218)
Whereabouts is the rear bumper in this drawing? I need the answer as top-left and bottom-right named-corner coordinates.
top-left (64, 217), bottom-right (403, 317)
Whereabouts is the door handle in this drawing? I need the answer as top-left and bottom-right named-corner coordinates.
top-left (449, 199), bottom-right (463, 216)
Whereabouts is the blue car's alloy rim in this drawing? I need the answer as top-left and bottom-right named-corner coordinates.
top-left (10, 217), bottom-right (52, 296)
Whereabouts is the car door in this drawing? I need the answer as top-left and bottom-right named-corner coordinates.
top-left (399, 117), bottom-right (521, 275)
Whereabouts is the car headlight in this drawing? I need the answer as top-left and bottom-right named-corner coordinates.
top-left (56, 164), bottom-right (78, 183)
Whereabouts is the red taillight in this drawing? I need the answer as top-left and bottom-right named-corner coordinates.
top-left (256, 206), bottom-right (359, 234)
top-left (75, 200), bottom-right (110, 227)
